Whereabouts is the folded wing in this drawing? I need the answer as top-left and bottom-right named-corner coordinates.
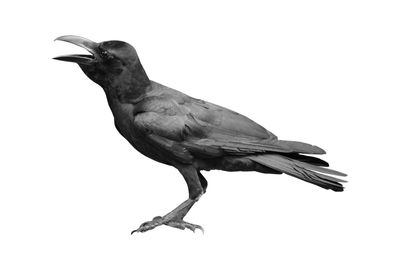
top-left (133, 91), bottom-right (325, 162)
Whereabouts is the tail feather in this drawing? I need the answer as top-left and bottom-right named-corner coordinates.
top-left (248, 154), bottom-right (347, 191)
top-left (282, 153), bottom-right (329, 167)
top-left (291, 159), bottom-right (347, 178)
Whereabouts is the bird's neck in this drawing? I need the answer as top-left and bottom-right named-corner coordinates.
top-left (104, 61), bottom-right (152, 104)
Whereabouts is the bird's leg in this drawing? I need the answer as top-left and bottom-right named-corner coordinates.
top-left (132, 167), bottom-right (205, 234)
top-left (131, 197), bottom-right (202, 233)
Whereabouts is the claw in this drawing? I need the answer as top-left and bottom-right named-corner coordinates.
top-left (166, 220), bottom-right (204, 234)
top-left (131, 216), bottom-right (164, 234)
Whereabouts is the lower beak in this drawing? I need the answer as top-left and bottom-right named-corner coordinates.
top-left (53, 35), bottom-right (98, 64)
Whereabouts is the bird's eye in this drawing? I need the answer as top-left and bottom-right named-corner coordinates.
top-left (100, 50), bottom-right (113, 59)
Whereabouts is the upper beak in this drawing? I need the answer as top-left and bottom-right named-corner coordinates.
top-left (53, 35), bottom-right (98, 64)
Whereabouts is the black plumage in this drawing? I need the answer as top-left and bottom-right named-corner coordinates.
top-left (54, 35), bottom-right (347, 233)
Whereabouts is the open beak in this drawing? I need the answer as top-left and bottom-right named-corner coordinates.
top-left (53, 35), bottom-right (98, 64)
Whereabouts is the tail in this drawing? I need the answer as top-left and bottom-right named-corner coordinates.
top-left (248, 154), bottom-right (347, 191)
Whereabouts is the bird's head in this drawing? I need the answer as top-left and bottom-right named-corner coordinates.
top-left (54, 35), bottom-right (150, 100)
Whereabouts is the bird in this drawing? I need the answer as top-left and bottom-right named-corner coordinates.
top-left (54, 35), bottom-right (347, 234)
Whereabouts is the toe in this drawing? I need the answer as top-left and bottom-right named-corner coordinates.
top-left (165, 220), bottom-right (204, 233)
top-left (131, 216), bottom-right (164, 234)
top-left (185, 222), bottom-right (204, 234)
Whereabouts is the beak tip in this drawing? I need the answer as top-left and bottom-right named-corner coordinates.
top-left (52, 56), bottom-right (64, 62)
top-left (54, 35), bottom-right (66, 42)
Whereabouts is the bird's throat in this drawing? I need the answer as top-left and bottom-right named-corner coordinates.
top-left (105, 63), bottom-right (151, 104)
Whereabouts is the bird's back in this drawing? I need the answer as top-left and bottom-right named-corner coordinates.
top-left (147, 81), bottom-right (277, 141)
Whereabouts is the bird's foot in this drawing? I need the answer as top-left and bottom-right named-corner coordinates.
top-left (131, 216), bottom-right (203, 234)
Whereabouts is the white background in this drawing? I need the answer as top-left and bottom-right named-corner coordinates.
top-left (1, 1), bottom-right (399, 266)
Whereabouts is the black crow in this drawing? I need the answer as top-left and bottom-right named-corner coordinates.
top-left (54, 35), bottom-right (347, 233)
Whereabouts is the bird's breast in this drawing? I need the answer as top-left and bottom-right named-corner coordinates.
top-left (108, 100), bottom-right (172, 165)
top-left (107, 99), bottom-right (135, 137)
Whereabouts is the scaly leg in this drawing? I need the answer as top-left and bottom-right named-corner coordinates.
top-left (131, 167), bottom-right (206, 234)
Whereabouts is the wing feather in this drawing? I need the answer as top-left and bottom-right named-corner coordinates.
top-left (133, 83), bottom-right (325, 163)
